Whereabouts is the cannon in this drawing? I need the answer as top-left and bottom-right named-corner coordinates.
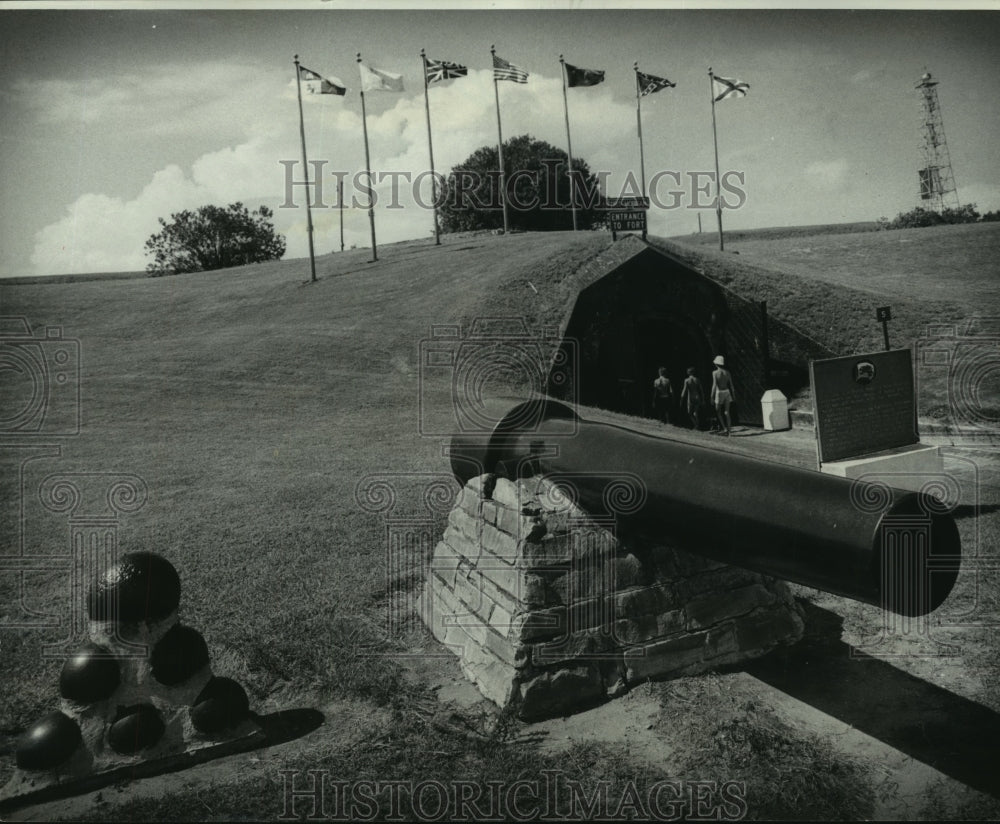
top-left (449, 400), bottom-right (961, 617)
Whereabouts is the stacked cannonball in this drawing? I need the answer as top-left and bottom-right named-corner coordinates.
top-left (11, 552), bottom-right (256, 788)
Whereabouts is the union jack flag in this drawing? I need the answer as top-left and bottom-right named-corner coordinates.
top-left (424, 57), bottom-right (468, 84)
top-left (713, 74), bottom-right (749, 102)
top-left (493, 53), bottom-right (528, 84)
top-left (636, 69), bottom-right (675, 97)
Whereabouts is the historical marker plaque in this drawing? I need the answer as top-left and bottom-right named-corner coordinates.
top-left (810, 349), bottom-right (919, 463)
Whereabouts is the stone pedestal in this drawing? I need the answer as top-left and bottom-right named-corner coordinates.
top-left (421, 475), bottom-right (804, 720)
top-left (820, 443), bottom-right (944, 493)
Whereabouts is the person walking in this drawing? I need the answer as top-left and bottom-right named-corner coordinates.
top-left (680, 366), bottom-right (705, 430)
top-left (711, 355), bottom-right (735, 436)
top-left (652, 367), bottom-right (674, 424)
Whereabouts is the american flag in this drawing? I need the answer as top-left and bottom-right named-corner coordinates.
top-left (424, 57), bottom-right (468, 84)
top-left (493, 53), bottom-right (528, 84)
top-left (636, 70), bottom-right (676, 97)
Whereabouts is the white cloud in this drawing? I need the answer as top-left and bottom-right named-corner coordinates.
top-left (18, 62), bottom-right (287, 139)
top-left (804, 158), bottom-right (850, 190)
top-left (30, 66), bottom-right (640, 275)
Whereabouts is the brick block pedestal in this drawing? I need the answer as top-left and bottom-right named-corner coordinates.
top-left (421, 475), bottom-right (804, 720)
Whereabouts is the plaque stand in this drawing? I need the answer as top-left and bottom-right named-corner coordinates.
top-left (819, 443), bottom-right (943, 493)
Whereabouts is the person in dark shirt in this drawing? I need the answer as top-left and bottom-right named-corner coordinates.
top-left (680, 366), bottom-right (704, 430)
top-left (652, 366), bottom-right (673, 424)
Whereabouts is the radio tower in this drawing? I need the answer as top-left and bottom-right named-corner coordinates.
top-left (915, 71), bottom-right (960, 211)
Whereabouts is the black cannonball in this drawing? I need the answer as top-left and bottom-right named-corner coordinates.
top-left (87, 551), bottom-right (181, 623)
top-left (190, 677), bottom-right (251, 735)
top-left (15, 712), bottom-right (82, 771)
top-left (107, 704), bottom-right (165, 755)
top-left (150, 624), bottom-right (209, 686)
top-left (59, 643), bottom-right (121, 704)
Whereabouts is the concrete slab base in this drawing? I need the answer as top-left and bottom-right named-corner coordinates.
top-left (820, 444), bottom-right (944, 493)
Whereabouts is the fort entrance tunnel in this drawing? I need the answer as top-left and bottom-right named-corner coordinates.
top-left (546, 240), bottom-right (819, 427)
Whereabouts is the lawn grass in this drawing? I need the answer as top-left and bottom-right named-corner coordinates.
top-left (654, 223), bottom-right (1000, 420)
top-left (2, 225), bottom-right (997, 819)
top-left (672, 221), bottom-right (999, 311)
top-left (672, 220), bottom-right (882, 244)
top-left (1, 231), bottom-right (612, 739)
top-left (652, 673), bottom-right (879, 820)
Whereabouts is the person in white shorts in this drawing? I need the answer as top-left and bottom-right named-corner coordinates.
top-left (711, 355), bottom-right (735, 436)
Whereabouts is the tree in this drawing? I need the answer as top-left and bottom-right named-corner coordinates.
top-left (144, 202), bottom-right (286, 276)
top-left (436, 135), bottom-right (607, 234)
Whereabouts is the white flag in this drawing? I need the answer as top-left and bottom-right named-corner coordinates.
top-left (359, 61), bottom-right (404, 92)
top-left (713, 75), bottom-right (749, 102)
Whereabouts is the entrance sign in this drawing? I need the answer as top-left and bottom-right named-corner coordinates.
top-left (606, 196), bottom-right (649, 240)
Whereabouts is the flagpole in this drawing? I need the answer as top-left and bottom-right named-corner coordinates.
top-left (634, 63), bottom-right (647, 204)
top-left (338, 176), bottom-right (345, 252)
top-left (420, 49), bottom-right (441, 245)
top-left (634, 62), bottom-right (649, 241)
top-left (708, 67), bottom-right (724, 252)
top-left (490, 45), bottom-right (510, 235)
top-left (559, 56), bottom-right (578, 232)
top-left (293, 55), bottom-right (318, 282)
top-left (357, 53), bottom-right (378, 262)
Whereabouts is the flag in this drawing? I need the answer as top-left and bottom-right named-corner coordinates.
top-left (359, 61), bottom-right (405, 92)
top-left (299, 65), bottom-right (346, 96)
top-left (565, 63), bottom-right (605, 88)
top-left (713, 75), bottom-right (749, 101)
top-left (493, 53), bottom-right (528, 84)
top-left (636, 70), bottom-right (675, 96)
top-left (424, 57), bottom-right (468, 84)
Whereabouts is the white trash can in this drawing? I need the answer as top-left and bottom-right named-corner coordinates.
top-left (761, 389), bottom-right (790, 431)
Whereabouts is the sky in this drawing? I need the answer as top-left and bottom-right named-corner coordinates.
top-left (1, 2), bottom-right (999, 277)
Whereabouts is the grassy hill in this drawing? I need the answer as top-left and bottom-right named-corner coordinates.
top-left (670, 221), bottom-right (998, 310)
top-left (0, 230), bottom-right (612, 730)
top-left (671, 220), bottom-right (881, 244)
top-left (656, 222), bottom-right (1000, 420)
top-left (1, 223), bottom-right (997, 819)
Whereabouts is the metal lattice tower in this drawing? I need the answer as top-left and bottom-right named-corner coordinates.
top-left (915, 71), bottom-right (960, 211)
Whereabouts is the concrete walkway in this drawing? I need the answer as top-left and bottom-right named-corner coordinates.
top-left (577, 405), bottom-right (999, 472)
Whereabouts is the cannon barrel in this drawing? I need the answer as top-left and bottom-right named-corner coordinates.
top-left (449, 400), bottom-right (961, 617)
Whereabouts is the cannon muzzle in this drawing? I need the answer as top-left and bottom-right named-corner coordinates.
top-left (449, 400), bottom-right (960, 617)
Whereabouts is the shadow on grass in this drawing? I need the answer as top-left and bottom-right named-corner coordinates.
top-left (744, 601), bottom-right (1000, 800)
top-left (251, 708), bottom-right (325, 748)
top-left (955, 503), bottom-right (1000, 519)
